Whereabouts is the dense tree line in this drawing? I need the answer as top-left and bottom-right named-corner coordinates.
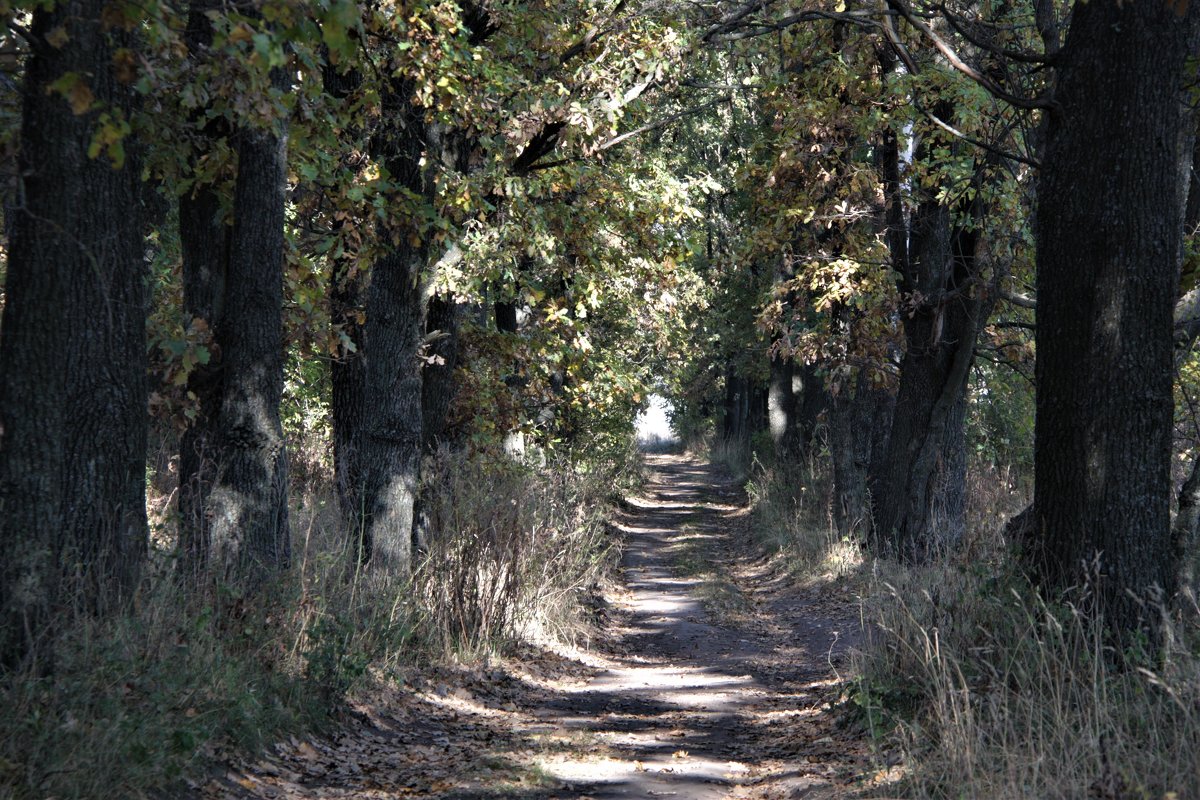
top-left (1, 0), bottom-right (1198, 670)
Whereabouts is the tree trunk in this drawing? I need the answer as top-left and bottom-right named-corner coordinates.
top-left (1171, 109), bottom-right (1200, 600)
top-left (748, 382), bottom-right (768, 438)
top-left (723, 364), bottom-right (758, 445)
top-left (330, 256), bottom-right (366, 533)
top-left (177, 174), bottom-right (228, 575)
top-left (871, 200), bottom-right (984, 562)
top-left (1032, 0), bottom-right (1198, 644)
top-left (495, 299), bottom-right (519, 334)
top-left (866, 375), bottom-right (896, 506)
top-left (795, 362), bottom-right (829, 455)
top-left (768, 350), bottom-right (803, 460)
top-left (422, 293), bottom-right (461, 453)
top-left (351, 82), bottom-right (434, 571)
top-left (0, 0), bottom-right (147, 666)
top-left (1173, 459), bottom-right (1200, 596)
top-left (831, 376), bottom-right (891, 538)
top-left (495, 296), bottom-right (526, 456)
top-left (177, 3), bottom-right (290, 584)
top-left (212, 115), bottom-right (291, 580)
top-left (357, 249), bottom-right (426, 570)
top-left (321, 59), bottom-right (367, 536)
top-left (178, 1), bottom-right (227, 575)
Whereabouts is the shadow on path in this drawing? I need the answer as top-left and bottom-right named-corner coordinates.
top-left (200, 455), bottom-right (872, 800)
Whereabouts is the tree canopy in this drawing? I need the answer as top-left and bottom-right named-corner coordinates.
top-left (1, 0), bottom-right (1198, 666)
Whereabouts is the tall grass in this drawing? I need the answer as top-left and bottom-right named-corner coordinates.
top-left (854, 465), bottom-right (1200, 799)
top-left (858, 561), bottom-right (1200, 798)
top-left (708, 435), bottom-right (753, 482)
top-left (735, 447), bottom-right (1200, 797)
top-left (413, 450), bottom-right (618, 657)
top-left (0, 446), bottom-right (623, 799)
top-left (744, 458), bottom-right (865, 580)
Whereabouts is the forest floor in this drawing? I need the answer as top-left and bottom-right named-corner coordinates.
top-left (197, 454), bottom-right (889, 799)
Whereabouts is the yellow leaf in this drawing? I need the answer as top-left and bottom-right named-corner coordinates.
top-left (66, 81), bottom-right (94, 115)
top-left (45, 26), bottom-right (68, 49)
top-left (228, 23), bottom-right (253, 44)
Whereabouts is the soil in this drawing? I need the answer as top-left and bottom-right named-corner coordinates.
top-left (198, 455), bottom-right (880, 799)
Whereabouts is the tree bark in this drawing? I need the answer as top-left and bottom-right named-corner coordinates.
top-left (350, 81), bottom-right (435, 570)
top-left (722, 366), bottom-right (750, 443)
top-left (795, 362), bottom-right (829, 455)
top-left (347, 0), bottom-right (497, 565)
top-left (831, 375), bottom-right (891, 538)
top-left (1031, 0), bottom-right (1198, 645)
top-left (330, 255), bottom-right (366, 532)
top-left (0, 0), bottom-right (147, 666)
top-left (211, 114), bottom-right (291, 580)
top-left (871, 199), bottom-right (985, 561)
top-left (768, 350), bottom-right (799, 458)
top-left (177, 3), bottom-right (290, 584)
top-left (1171, 106), bottom-right (1200, 600)
top-left (422, 293), bottom-right (461, 453)
top-left (177, 1), bottom-right (227, 576)
top-left (320, 59), bottom-right (368, 535)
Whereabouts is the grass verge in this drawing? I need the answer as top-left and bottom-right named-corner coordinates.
top-left (0, 446), bottom-right (627, 799)
top-left (854, 553), bottom-right (1200, 799)
top-left (849, 461), bottom-right (1200, 799)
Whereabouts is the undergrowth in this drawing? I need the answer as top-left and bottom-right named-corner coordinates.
top-left (852, 465), bottom-right (1200, 799)
top-left (742, 453), bottom-right (863, 582)
top-left (413, 449), bottom-right (619, 658)
top-left (856, 558), bottom-right (1200, 799)
top-left (735, 446), bottom-right (1200, 797)
top-left (0, 444), bottom-right (626, 799)
top-left (708, 435), bottom-right (753, 483)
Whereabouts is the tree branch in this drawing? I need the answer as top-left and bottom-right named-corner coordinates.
top-left (520, 95), bottom-right (733, 172)
top-left (707, 8), bottom-right (886, 42)
top-left (914, 98), bottom-right (1040, 167)
top-left (933, 3), bottom-right (1055, 65)
top-left (884, 0), bottom-right (1052, 109)
top-left (560, 0), bottom-right (628, 64)
top-left (1000, 287), bottom-right (1036, 308)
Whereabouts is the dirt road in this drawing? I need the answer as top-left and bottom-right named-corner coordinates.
top-left (204, 455), bottom-right (871, 799)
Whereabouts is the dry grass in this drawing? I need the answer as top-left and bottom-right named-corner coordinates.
top-left (708, 435), bottom-right (754, 483)
top-left (733, 451), bottom-right (1200, 798)
top-left (0, 445), bottom-right (625, 800)
top-left (858, 565), bottom-right (1200, 798)
top-left (743, 457), bottom-right (864, 582)
top-left (854, 465), bottom-right (1200, 800)
top-left (412, 450), bottom-right (619, 658)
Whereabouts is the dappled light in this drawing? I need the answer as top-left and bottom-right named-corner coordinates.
top-left (4, 0), bottom-right (1200, 796)
top-left (204, 455), bottom-right (872, 799)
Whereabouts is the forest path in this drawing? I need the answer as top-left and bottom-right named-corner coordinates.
top-left (203, 455), bottom-right (874, 800)
top-left (526, 454), bottom-right (871, 799)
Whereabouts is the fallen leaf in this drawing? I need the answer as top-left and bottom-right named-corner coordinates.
top-left (295, 741), bottom-right (321, 760)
